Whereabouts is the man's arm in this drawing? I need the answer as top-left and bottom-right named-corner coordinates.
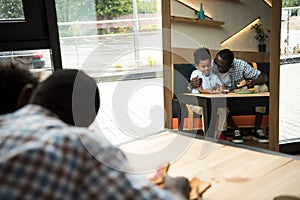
top-left (246, 72), bottom-right (268, 88)
top-left (234, 59), bottom-right (268, 88)
top-left (81, 132), bottom-right (191, 200)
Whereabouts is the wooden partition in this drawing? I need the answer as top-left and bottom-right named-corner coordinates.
top-left (172, 47), bottom-right (270, 64)
top-left (163, 0), bottom-right (281, 151)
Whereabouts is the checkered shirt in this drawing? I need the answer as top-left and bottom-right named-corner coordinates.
top-left (212, 58), bottom-right (261, 90)
top-left (0, 105), bottom-right (179, 200)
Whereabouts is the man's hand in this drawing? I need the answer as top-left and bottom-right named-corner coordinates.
top-left (190, 77), bottom-right (201, 88)
top-left (246, 79), bottom-right (255, 88)
top-left (164, 175), bottom-right (191, 199)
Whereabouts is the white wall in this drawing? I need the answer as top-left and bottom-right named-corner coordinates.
top-left (171, 0), bottom-right (271, 52)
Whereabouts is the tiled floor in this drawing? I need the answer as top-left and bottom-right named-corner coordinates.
top-left (279, 63), bottom-right (300, 142)
top-left (90, 63), bottom-right (300, 148)
top-left (89, 77), bottom-right (165, 145)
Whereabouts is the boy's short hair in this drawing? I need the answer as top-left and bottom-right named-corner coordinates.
top-left (193, 48), bottom-right (211, 65)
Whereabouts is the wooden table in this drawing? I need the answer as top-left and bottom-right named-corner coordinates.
top-left (177, 92), bottom-right (270, 136)
top-left (119, 131), bottom-right (300, 200)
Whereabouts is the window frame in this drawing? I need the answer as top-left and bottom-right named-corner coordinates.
top-left (0, 0), bottom-right (62, 70)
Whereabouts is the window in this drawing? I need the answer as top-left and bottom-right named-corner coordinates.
top-left (0, 49), bottom-right (47, 69)
top-left (54, 0), bottom-right (164, 144)
top-left (0, 0), bottom-right (61, 72)
top-left (54, 0), bottom-right (162, 80)
top-left (0, 0), bottom-right (25, 21)
top-left (0, 0), bottom-right (164, 145)
top-left (279, 2), bottom-right (300, 146)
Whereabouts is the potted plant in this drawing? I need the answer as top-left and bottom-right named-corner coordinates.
top-left (251, 23), bottom-right (269, 52)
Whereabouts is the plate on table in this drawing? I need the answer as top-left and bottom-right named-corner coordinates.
top-left (234, 89), bottom-right (255, 94)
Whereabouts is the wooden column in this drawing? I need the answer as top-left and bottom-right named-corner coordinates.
top-left (162, 0), bottom-right (172, 129)
top-left (269, 0), bottom-right (281, 151)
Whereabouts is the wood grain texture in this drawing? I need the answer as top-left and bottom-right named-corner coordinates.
top-left (171, 16), bottom-right (224, 26)
top-left (162, 0), bottom-right (173, 129)
top-left (269, 0), bottom-right (281, 151)
top-left (120, 131), bottom-right (300, 199)
top-left (172, 47), bottom-right (270, 63)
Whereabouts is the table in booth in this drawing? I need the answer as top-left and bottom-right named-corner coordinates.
top-left (177, 92), bottom-right (270, 136)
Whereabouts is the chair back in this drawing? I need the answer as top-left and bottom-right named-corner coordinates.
top-left (172, 63), bottom-right (196, 99)
top-left (172, 63), bottom-right (196, 118)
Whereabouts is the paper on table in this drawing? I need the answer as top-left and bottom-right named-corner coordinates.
top-left (189, 177), bottom-right (211, 200)
top-left (150, 163), bottom-right (170, 187)
top-left (150, 164), bottom-right (211, 199)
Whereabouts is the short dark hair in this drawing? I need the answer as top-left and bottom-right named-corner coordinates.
top-left (216, 49), bottom-right (234, 65)
top-left (30, 69), bottom-right (100, 127)
top-left (193, 48), bottom-right (211, 65)
top-left (0, 62), bottom-right (39, 115)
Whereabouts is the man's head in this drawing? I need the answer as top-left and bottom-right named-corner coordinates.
top-left (193, 48), bottom-right (211, 76)
top-left (0, 61), bottom-right (39, 115)
top-left (214, 49), bottom-right (234, 74)
top-left (30, 69), bottom-right (100, 127)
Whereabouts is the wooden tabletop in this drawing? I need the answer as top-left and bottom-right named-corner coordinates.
top-left (119, 131), bottom-right (300, 200)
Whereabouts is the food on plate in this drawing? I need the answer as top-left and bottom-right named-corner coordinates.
top-left (234, 88), bottom-right (256, 94)
top-left (236, 80), bottom-right (247, 88)
top-left (234, 86), bottom-right (257, 93)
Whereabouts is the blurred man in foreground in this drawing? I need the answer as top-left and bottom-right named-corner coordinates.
top-left (0, 68), bottom-right (190, 199)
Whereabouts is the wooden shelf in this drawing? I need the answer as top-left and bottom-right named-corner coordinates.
top-left (171, 16), bottom-right (224, 26)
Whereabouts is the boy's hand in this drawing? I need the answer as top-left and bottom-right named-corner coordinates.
top-left (215, 83), bottom-right (224, 91)
top-left (190, 77), bottom-right (201, 88)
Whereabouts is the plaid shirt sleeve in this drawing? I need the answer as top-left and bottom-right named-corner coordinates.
top-left (79, 131), bottom-right (182, 200)
top-left (230, 58), bottom-right (261, 88)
